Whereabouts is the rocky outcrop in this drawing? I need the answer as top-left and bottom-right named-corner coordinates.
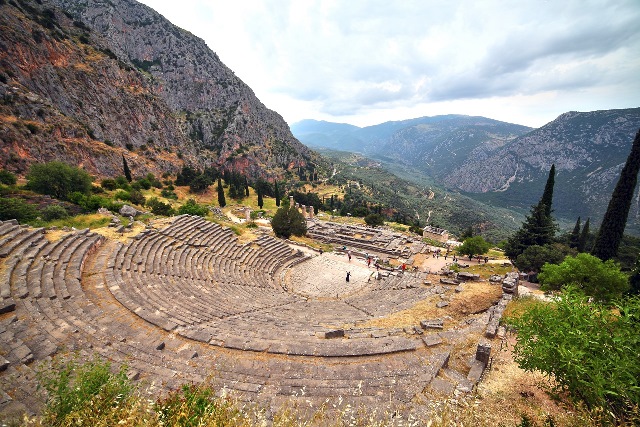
top-left (0, 0), bottom-right (320, 179)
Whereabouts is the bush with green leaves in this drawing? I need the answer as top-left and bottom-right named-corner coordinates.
top-left (538, 252), bottom-right (629, 303)
top-left (41, 204), bottom-right (68, 221)
top-left (0, 197), bottom-right (38, 223)
top-left (364, 213), bottom-right (385, 227)
top-left (37, 355), bottom-right (133, 426)
top-left (457, 235), bottom-right (491, 258)
top-left (0, 169), bottom-right (17, 185)
top-left (514, 243), bottom-right (575, 277)
top-left (177, 199), bottom-right (208, 217)
top-left (505, 288), bottom-right (640, 422)
top-left (25, 161), bottom-right (92, 200)
top-left (100, 178), bottom-right (117, 191)
top-left (154, 383), bottom-right (241, 427)
top-left (146, 197), bottom-right (174, 216)
top-left (129, 189), bottom-right (146, 206)
top-left (271, 205), bottom-right (307, 239)
top-left (114, 190), bottom-right (130, 201)
top-left (161, 187), bottom-right (178, 200)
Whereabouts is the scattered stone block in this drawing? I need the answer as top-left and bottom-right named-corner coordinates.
top-left (0, 357), bottom-right (9, 371)
top-left (454, 285), bottom-right (464, 293)
top-left (489, 275), bottom-right (503, 283)
top-left (413, 326), bottom-right (423, 335)
top-left (119, 205), bottom-right (138, 217)
top-left (436, 301), bottom-right (450, 308)
top-left (421, 319), bottom-right (444, 329)
top-left (502, 272), bottom-right (519, 296)
top-left (439, 278), bottom-right (460, 285)
top-left (475, 342), bottom-right (491, 365)
top-left (127, 370), bottom-right (140, 381)
top-left (422, 334), bottom-right (443, 347)
top-left (154, 341), bottom-right (165, 351)
top-left (458, 272), bottom-right (480, 281)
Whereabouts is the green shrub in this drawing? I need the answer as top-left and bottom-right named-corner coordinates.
top-left (364, 213), bottom-right (384, 227)
top-left (538, 253), bottom-right (629, 303)
top-left (271, 205), bottom-right (307, 239)
top-left (154, 383), bottom-right (241, 427)
top-left (114, 176), bottom-right (130, 190)
top-left (38, 355), bottom-right (133, 426)
top-left (0, 197), bottom-right (38, 223)
top-left (41, 204), bottom-right (68, 221)
top-left (161, 188), bottom-right (178, 200)
top-left (146, 197), bottom-right (174, 216)
top-left (506, 288), bottom-right (640, 423)
top-left (25, 161), bottom-right (92, 200)
top-left (100, 178), bottom-right (117, 190)
top-left (114, 190), bottom-right (130, 201)
top-left (129, 190), bottom-right (146, 206)
top-left (177, 199), bottom-right (208, 217)
top-left (0, 169), bottom-right (17, 185)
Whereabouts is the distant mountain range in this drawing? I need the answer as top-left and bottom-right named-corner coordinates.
top-left (292, 109), bottom-right (640, 235)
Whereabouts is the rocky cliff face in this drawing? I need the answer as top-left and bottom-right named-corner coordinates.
top-left (443, 108), bottom-right (640, 233)
top-left (0, 0), bottom-right (317, 179)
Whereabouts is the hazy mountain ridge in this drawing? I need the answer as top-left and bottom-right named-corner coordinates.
top-left (0, 0), bottom-right (318, 178)
top-left (293, 109), bottom-right (640, 235)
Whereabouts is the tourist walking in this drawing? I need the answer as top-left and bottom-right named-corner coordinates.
top-left (346, 271), bottom-right (351, 282)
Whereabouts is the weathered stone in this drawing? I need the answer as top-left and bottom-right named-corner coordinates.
top-left (475, 342), bottom-right (491, 365)
top-left (422, 334), bottom-right (443, 347)
top-left (421, 319), bottom-right (444, 329)
top-left (436, 301), bottom-right (450, 308)
top-left (324, 329), bottom-right (344, 339)
top-left (154, 341), bottom-right (165, 351)
top-left (439, 278), bottom-right (460, 285)
top-left (454, 285), bottom-right (464, 293)
top-left (119, 205), bottom-right (138, 217)
top-left (489, 275), bottom-right (503, 283)
top-left (458, 272), bottom-right (480, 281)
top-left (502, 272), bottom-right (519, 296)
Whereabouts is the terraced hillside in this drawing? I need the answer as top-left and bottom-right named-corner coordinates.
top-left (0, 216), bottom-right (508, 418)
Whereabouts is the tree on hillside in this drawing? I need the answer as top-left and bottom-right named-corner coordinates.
top-left (26, 161), bottom-right (92, 201)
top-left (188, 175), bottom-right (211, 194)
top-left (271, 205), bottom-right (307, 239)
top-left (244, 177), bottom-right (249, 198)
top-left (514, 243), bottom-right (575, 278)
top-left (274, 181), bottom-right (281, 207)
top-left (457, 236), bottom-right (491, 258)
top-left (504, 165), bottom-right (557, 260)
top-left (216, 177), bottom-right (226, 208)
top-left (257, 188), bottom-right (264, 209)
top-left (577, 217), bottom-right (590, 252)
top-left (592, 129), bottom-right (640, 261)
top-left (364, 213), bottom-right (384, 227)
top-left (568, 217), bottom-right (581, 249)
top-left (538, 253), bottom-right (629, 303)
top-left (504, 203), bottom-right (556, 260)
top-left (539, 164), bottom-right (555, 217)
top-left (122, 155), bottom-right (132, 182)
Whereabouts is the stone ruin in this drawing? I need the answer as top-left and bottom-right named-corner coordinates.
top-left (0, 215), bottom-right (515, 419)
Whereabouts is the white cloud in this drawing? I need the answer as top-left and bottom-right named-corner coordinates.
top-left (138, 0), bottom-right (640, 128)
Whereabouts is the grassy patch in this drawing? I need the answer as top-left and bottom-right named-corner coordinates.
top-left (42, 214), bottom-right (111, 230)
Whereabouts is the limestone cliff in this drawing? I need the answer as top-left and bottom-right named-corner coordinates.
top-left (0, 0), bottom-right (318, 179)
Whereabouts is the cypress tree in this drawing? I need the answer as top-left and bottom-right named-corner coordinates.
top-left (539, 164), bottom-right (555, 217)
top-left (217, 177), bottom-right (226, 208)
top-left (244, 177), bottom-right (249, 198)
top-left (569, 216), bottom-right (581, 249)
top-left (257, 188), bottom-right (263, 209)
top-left (274, 181), bottom-right (280, 207)
top-left (592, 129), bottom-right (640, 260)
top-left (578, 218), bottom-right (590, 252)
top-left (122, 155), bottom-right (132, 182)
top-left (504, 165), bottom-right (557, 260)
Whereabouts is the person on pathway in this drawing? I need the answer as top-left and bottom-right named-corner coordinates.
top-left (348, 251), bottom-right (352, 262)
top-left (367, 256), bottom-right (371, 267)
top-left (346, 271), bottom-right (351, 282)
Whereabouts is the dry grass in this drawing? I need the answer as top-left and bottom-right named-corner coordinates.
top-left (447, 282), bottom-right (503, 316)
top-left (460, 263), bottom-right (514, 279)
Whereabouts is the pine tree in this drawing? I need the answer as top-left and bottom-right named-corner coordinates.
top-left (122, 155), bottom-right (132, 182)
top-left (504, 165), bottom-right (558, 260)
top-left (257, 188), bottom-right (263, 209)
top-left (578, 218), bottom-right (590, 252)
top-left (274, 181), bottom-right (280, 207)
top-left (217, 177), bottom-right (226, 208)
top-left (539, 164), bottom-right (555, 217)
top-left (505, 202), bottom-right (556, 260)
top-left (569, 217), bottom-right (581, 249)
top-left (592, 129), bottom-right (640, 260)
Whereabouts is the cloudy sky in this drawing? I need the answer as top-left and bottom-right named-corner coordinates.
top-left (138, 0), bottom-right (640, 128)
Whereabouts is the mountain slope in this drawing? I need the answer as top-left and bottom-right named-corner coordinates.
top-left (0, 0), bottom-right (318, 178)
top-left (445, 108), bottom-right (640, 234)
